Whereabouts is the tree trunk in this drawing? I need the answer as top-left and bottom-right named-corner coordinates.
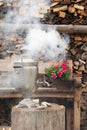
top-left (11, 103), bottom-right (65, 130)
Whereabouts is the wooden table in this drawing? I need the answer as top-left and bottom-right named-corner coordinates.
top-left (32, 86), bottom-right (87, 130)
top-left (0, 88), bottom-right (23, 98)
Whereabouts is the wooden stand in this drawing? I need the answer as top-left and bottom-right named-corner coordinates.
top-left (11, 103), bottom-right (65, 130)
top-left (32, 86), bottom-right (87, 130)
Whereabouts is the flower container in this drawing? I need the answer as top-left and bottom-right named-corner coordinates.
top-left (52, 78), bottom-right (74, 91)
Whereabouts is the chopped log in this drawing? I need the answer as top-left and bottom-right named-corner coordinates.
top-left (82, 36), bottom-right (87, 42)
top-left (74, 66), bottom-right (79, 70)
top-left (74, 61), bottom-right (80, 66)
top-left (70, 48), bottom-right (77, 55)
top-left (53, 5), bottom-right (68, 12)
top-left (81, 52), bottom-right (87, 60)
top-left (74, 36), bottom-right (82, 41)
top-left (79, 59), bottom-right (86, 64)
top-left (74, 4), bottom-right (84, 11)
top-left (11, 103), bottom-right (65, 130)
top-left (59, 11), bottom-right (66, 18)
top-left (50, 2), bottom-right (59, 8)
top-left (68, 6), bottom-right (76, 13)
top-left (74, 41), bottom-right (83, 46)
top-left (81, 42), bottom-right (87, 51)
top-left (75, 70), bottom-right (82, 75)
top-left (77, 10), bottom-right (87, 16)
top-left (79, 65), bottom-right (85, 71)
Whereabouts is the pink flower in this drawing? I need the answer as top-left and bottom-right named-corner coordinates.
top-left (61, 61), bottom-right (67, 71)
top-left (54, 64), bottom-right (58, 69)
top-left (51, 73), bottom-right (57, 79)
top-left (57, 71), bottom-right (63, 77)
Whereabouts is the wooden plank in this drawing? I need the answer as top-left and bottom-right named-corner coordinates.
top-left (34, 87), bottom-right (74, 93)
top-left (32, 88), bottom-right (74, 98)
top-left (0, 24), bottom-right (87, 34)
top-left (0, 93), bottom-right (23, 98)
top-left (32, 92), bottom-right (74, 98)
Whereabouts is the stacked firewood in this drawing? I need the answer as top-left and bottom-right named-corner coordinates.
top-left (42, 0), bottom-right (87, 24)
top-left (68, 34), bottom-right (87, 86)
top-left (0, 0), bottom-right (87, 25)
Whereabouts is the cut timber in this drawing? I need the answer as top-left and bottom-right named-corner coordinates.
top-left (68, 6), bottom-right (75, 13)
top-left (50, 2), bottom-right (59, 8)
top-left (53, 5), bottom-right (68, 12)
top-left (59, 11), bottom-right (66, 18)
top-left (11, 103), bottom-right (65, 130)
top-left (74, 4), bottom-right (84, 10)
top-left (77, 10), bottom-right (87, 16)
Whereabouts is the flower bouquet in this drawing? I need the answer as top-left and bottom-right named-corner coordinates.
top-left (45, 61), bottom-right (72, 80)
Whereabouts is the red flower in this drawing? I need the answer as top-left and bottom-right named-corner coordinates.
top-left (51, 73), bottom-right (57, 79)
top-left (57, 71), bottom-right (63, 77)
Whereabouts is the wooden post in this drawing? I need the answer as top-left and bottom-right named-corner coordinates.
top-left (74, 88), bottom-right (82, 130)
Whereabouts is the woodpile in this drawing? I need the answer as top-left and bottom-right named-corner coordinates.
top-left (0, 0), bottom-right (87, 25)
top-left (42, 0), bottom-right (87, 25)
top-left (68, 34), bottom-right (87, 86)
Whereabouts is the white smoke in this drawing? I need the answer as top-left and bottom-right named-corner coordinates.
top-left (24, 27), bottom-right (69, 60)
top-left (3, 0), bottom-right (70, 61)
